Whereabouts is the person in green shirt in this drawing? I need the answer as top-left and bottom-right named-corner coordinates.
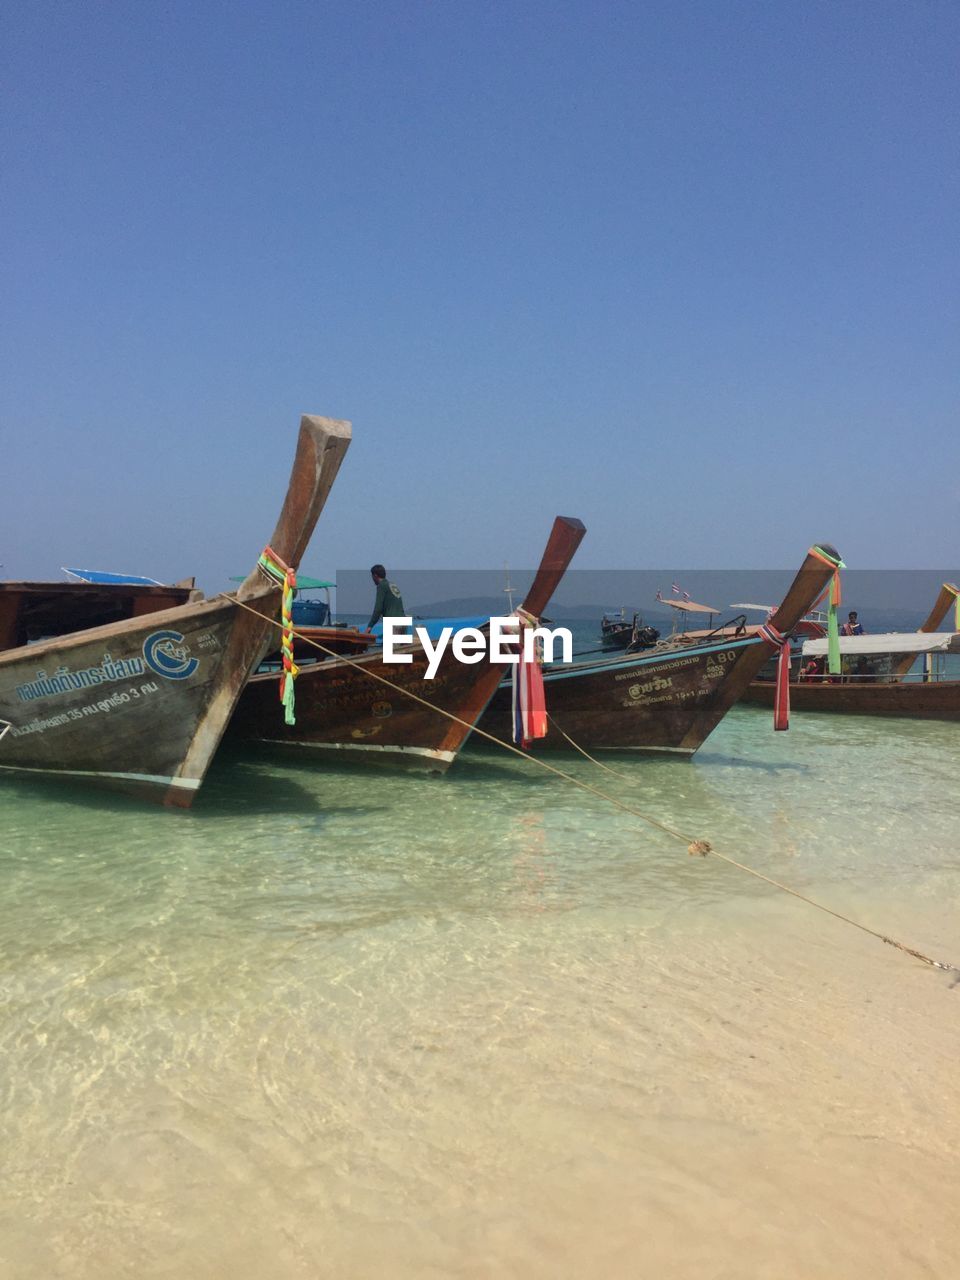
top-left (367, 564), bottom-right (405, 631)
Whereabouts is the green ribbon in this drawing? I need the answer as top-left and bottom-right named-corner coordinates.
top-left (282, 673), bottom-right (296, 726)
top-left (811, 546), bottom-right (845, 677)
top-left (258, 552), bottom-right (286, 585)
top-left (827, 600), bottom-right (841, 676)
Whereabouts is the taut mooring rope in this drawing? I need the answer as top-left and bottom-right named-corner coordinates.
top-left (545, 713), bottom-right (959, 974)
top-left (223, 594), bottom-right (959, 978)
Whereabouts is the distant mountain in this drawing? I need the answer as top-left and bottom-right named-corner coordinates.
top-left (408, 596), bottom-right (677, 624)
top-left (410, 596), bottom-right (513, 617)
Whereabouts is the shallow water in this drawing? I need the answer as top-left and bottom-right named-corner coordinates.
top-left (1, 706), bottom-right (958, 1278)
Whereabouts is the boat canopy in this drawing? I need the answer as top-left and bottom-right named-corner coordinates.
top-left (283, 574), bottom-right (334, 590)
top-left (230, 574), bottom-right (335, 590)
top-left (62, 567), bottom-right (163, 586)
top-left (661, 598), bottom-right (719, 614)
top-left (802, 632), bottom-right (960, 657)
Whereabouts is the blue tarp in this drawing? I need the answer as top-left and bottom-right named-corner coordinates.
top-left (63, 567), bottom-right (163, 586)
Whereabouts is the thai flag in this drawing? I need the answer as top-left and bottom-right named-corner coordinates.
top-left (671, 581), bottom-right (681, 595)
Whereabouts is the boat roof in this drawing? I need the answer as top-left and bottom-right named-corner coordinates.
top-left (0, 580), bottom-right (190, 597)
top-left (802, 632), bottom-right (960, 657)
top-left (62, 567), bottom-right (163, 585)
top-left (230, 574), bottom-right (335, 589)
top-left (660, 598), bottom-right (719, 614)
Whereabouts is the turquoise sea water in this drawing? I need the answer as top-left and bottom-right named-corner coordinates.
top-left (1, 704), bottom-right (959, 1278)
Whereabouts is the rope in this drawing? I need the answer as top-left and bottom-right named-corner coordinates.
top-left (223, 593), bottom-right (959, 977)
top-left (547, 712), bottom-right (649, 785)
top-left (545, 715), bottom-right (958, 974)
top-left (685, 842), bottom-right (960, 974)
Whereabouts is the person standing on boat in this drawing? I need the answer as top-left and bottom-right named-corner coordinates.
top-left (367, 564), bottom-right (405, 631)
top-left (841, 611), bottom-right (864, 636)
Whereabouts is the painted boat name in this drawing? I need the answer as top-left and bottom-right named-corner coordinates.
top-left (6, 683), bottom-right (162, 737)
top-left (14, 629), bottom-right (200, 703)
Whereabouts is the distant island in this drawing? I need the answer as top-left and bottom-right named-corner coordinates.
top-left (405, 597), bottom-right (675, 624)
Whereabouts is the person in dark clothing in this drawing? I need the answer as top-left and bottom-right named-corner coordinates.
top-left (367, 564), bottom-right (406, 630)
top-left (841, 611), bottom-right (864, 636)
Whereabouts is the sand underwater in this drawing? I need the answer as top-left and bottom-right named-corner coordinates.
top-left (1, 703), bottom-right (958, 1279)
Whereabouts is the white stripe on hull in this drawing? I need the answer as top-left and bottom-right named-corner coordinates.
top-left (532, 743), bottom-right (694, 756)
top-left (0, 764), bottom-right (201, 790)
top-left (254, 739), bottom-right (457, 765)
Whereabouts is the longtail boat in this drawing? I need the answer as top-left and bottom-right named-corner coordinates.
top-left (741, 631), bottom-right (960, 721)
top-left (599, 611), bottom-right (660, 652)
top-left (227, 516), bottom-right (586, 770)
top-left (740, 579), bottom-right (960, 720)
top-left (476, 543), bottom-right (842, 755)
top-left (0, 415), bottom-right (351, 805)
top-left (892, 581), bottom-right (959, 679)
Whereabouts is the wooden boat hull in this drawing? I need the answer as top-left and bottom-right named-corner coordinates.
top-left (478, 543), bottom-right (844, 756)
top-left (0, 596), bottom-right (276, 803)
top-left (229, 640), bottom-right (507, 772)
top-left (478, 634), bottom-right (770, 754)
top-left (740, 679), bottom-right (960, 721)
top-left (600, 620), bottom-right (634, 650)
top-left (0, 414), bottom-right (352, 805)
top-left (229, 515), bottom-right (588, 771)
top-left (263, 624), bottom-right (375, 663)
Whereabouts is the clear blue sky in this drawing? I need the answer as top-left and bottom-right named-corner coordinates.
top-left (2, 1), bottom-right (957, 589)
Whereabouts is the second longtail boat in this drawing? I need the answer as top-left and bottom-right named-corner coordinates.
top-left (227, 516), bottom-right (586, 770)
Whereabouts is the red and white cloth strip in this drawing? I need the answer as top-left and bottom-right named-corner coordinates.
top-left (511, 609), bottom-right (548, 749)
top-left (758, 622), bottom-right (791, 731)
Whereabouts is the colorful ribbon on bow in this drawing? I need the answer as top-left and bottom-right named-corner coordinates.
top-left (758, 621), bottom-right (791, 731)
top-left (810, 545), bottom-right (846, 676)
top-left (258, 546), bottom-right (300, 725)
top-left (511, 608), bottom-right (548, 749)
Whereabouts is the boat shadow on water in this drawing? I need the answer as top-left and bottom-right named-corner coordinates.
top-left (234, 736), bottom-right (562, 787)
top-left (466, 738), bottom-right (811, 779)
top-left (691, 752), bottom-right (810, 775)
top-left (0, 757), bottom-right (347, 819)
top-left (195, 751), bottom-right (404, 819)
